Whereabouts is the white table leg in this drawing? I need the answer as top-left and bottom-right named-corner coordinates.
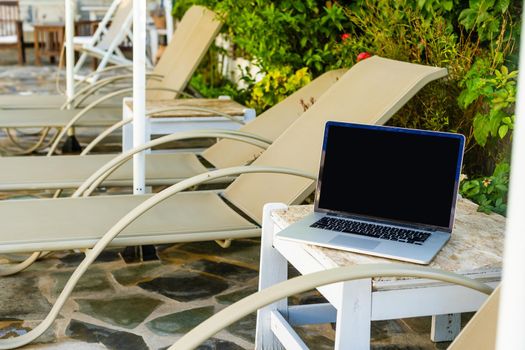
top-left (334, 278), bottom-right (372, 349)
top-left (256, 203), bottom-right (288, 350)
top-left (431, 313), bottom-right (461, 342)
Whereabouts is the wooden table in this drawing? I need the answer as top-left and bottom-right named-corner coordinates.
top-left (33, 23), bottom-right (64, 65)
top-left (121, 98), bottom-right (256, 151)
top-left (256, 198), bottom-right (505, 349)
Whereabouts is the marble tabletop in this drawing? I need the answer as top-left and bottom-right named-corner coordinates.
top-left (271, 197), bottom-right (506, 283)
top-left (125, 99), bottom-right (248, 118)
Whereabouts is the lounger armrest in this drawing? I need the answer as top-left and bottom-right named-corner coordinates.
top-left (64, 72), bottom-right (163, 109)
top-left (47, 87), bottom-right (197, 156)
top-left (74, 131), bottom-right (276, 197)
top-left (82, 108), bottom-right (269, 155)
top-left (74, 64), bottom-right (133, 89)
top-left (64, 74), bottom-right (135, 109)
top-left (170, 264), bottom-right (494, 350)
top-left (74, 65), bottom-right (156, 90)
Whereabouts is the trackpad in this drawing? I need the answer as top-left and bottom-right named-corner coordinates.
top-left (329, 235), bottom-right (380, 250)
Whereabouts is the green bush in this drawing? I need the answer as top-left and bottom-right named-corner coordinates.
top-left (460, 162), bottom-right (510, 215)
top-left (247, 67), bottom-right (312, 114)
top-left (173, 0), bottom-right (521, 214)
top-left (174, 0), bottom-right (349, 75)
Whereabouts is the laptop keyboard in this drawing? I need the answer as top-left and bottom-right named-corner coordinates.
top-left (310, 217), bottom-right (430, 245)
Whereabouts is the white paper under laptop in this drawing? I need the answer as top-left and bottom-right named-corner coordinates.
top-left (276, 122), bottom-right (465, 264)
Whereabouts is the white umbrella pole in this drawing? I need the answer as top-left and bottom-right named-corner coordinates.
top-left (132, 0), bottom-right (147, 194)
top-left (496, 8), bottom-right (525, 349)
top-left (65, 0), bottom-right (75, 105)
top-left (164, 0), bottom-right (173, 42)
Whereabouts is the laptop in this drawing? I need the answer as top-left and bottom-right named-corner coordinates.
top-left (276, 121), bottom-right (465, 264)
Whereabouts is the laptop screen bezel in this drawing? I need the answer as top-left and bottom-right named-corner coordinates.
top-left (314, 121), bottom-right (465, 233)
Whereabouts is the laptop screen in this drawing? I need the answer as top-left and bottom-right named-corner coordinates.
top-left (315, 122), bottom-right (464, 231)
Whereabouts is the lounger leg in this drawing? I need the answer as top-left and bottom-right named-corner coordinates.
top-left (431, 313), bottom-right (461, 342)
top-left (256, 203), bottom-right (288, 350)
top-left (121, 245), bottom-right (158, 263)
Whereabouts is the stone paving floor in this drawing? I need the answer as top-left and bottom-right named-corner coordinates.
top-left (0, 56), bottom-right (464, 349)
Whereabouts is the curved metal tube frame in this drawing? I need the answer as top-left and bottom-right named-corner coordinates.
top-left (3, 128), bottom-right (50, 154)
top-left (1, 128), bottom-right (62, 156)
top-left (0, 252), bottom-right (42, 277)
top-left (72, 130), bottom-right (271, 198)
top-left (73, 73), bottom-right (164, 109)
top-left (170, 264), bottom-right (495, 350)
top-left (63, 73), bottom-right (163, 110)
top-left (63, 74), bottom-right (134, 110)
top-left (47, 87), bottom-right (195, 156)
top-left (0, 165), bottom-right (316, 349)
top-left (81, 105), bottom-right (259, 155)
top-left (73, 64), bottom-right (133, 89)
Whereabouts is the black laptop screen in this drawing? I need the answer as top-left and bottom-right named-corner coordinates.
top-left (316, 123), bottom-right (464, 230)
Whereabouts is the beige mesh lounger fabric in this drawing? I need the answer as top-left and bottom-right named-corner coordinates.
top-left (0, 5), bottom-right (221, 116)
top-left (0, 57), bottom-right (447, 349)
top-left (0, 69), bottom-right (345, 191)
top-left (0, 107), bottom-right (122, 128)
top-left (0, 57), bottom-right (447, 252)
top-left (448, 286), bottom-right (500, 350)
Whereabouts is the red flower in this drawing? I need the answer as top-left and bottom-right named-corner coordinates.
top-left (356, 52), bottom-right (372, 62)
top-left (341, 33), bottom-right (350, 41)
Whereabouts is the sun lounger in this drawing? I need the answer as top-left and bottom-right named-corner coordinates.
top-left (0, 5), bottom-right (223, 154)
top-left (0, 68), bottom-right (345, 190)
top-left (0, 57), bottom-right (446, 349)
top-left (0, 56), bottom-right (448, 252)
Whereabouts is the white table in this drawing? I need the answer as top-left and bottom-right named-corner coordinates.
top-left (256, 198), bottom-right (505, 349)
top-left (121, 97), bottom-right (256, 151)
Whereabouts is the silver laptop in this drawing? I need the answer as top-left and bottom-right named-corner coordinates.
top-left (276, 121), bottom-right (465, 264)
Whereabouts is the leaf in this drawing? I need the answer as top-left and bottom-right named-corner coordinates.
top-left (498, 124), bottom-right (509, 138)
top-left (496, 184), bottom-right (508, 192)
top-left (473, 113), bottom-right (490, 146)
top-left (488, 110), bottom-right (504, 136)
top-left (494, 0), bottom-right (510, 12)
top-left (300, 36), bottom-right (308, 48)
top-left (494, 162), bottom-right (510, 176)
top-left (458, 89), bottom-right (480, 108)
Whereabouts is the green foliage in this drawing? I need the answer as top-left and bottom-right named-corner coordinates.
top-left (189, 72), bottom-right (248, 101)
top-left (458, 58), bottom-right (517, 146)
top-left (460, 162), bottom-right (510, 215)
top-left (172, 0), bottom-right (522, 214)
top-left (247, 67), bottom-right (311, 114)
top-left (459, 0), bottom-right (510, 42)
top-left (174, 0), bottom-right (349, 75)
